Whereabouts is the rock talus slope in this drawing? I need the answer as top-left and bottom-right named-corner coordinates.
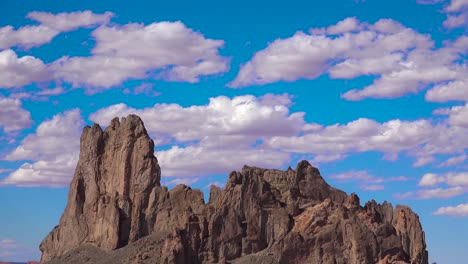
top-left (40, 115), bottom-right (428, 264)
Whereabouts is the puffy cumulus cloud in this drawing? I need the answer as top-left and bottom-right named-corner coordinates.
top-left (417, 186), bottom-right (465, 199)
top-left (426, 78), bottom-right (468, 102)
top-left (0, 10), bottom-right (112, 50)
top-left (26, 10), bottom-right (114, 32)
top-left (395, 186), bottom-right (466, 199)
top-left (325, 17), bottom-right (363, 34)
top-left (267, 116), bottom-right (468, 167)
top-left (310, 154), bottom-right (347, 164)
top-left (0, 97), bottom-right (32, 133)
top-left (90, 94), bottom-right (304, 142)
top-left (417, 0), bottom-right (468, 29)
top-left (1, 109), bottom-right (84, 187)
top-left (330, 170), bottom-right (407, 191)
top-left (433, 203), bottom-right (468, 217)
top-left (331, 170), bottom-right (375, 181)
top-left (443, 12), bottom-right (468, 28)
top-left (341, 63), bottom-right (461, 101)
top-left (1, 155), bottom-right (79, 187)
top-left (393, 192), bottom-right (414, 200)
top-left (419, 173), bottom-right (445, 186)
top-left (406, 171), bottom-right (468, 199)
top-left (53, 21), bottom-right (229, 89)
top-left (445, 0), bottom-right (468, 12)
top-left (90, 93), bottom-right (468, 178)
top-left (230, 17), bottom-right (468, 101)
top-left (268, 118), bottom-right (427, 155)
top-left (0, 25), bottom-right (58, 50)
top-left (434, 103), bottom-right (468, 128)
top-left (90, 94), bottom-right (300, 177)
top-left (0, 49), bottom-right (51, 88)
top-left (438, 154), bottom-right (467, 167)
top-left (419, 172), bottom-right (468, 187)
top-left (439, 0), bottom-right (468, 29)
top-left (157, 142), bottom-right (290, 177)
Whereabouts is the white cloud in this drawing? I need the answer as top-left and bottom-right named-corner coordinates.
top-left (393, 192), bottom-right (414, 200)
top-left (419, 172), bottom-right (468, 187)
top-left (416, 0), bottom-right (445, 5)
top-left (269, 118), bottom-right (422, 154)
top-left (443, 13), bottom-right (468, 28)
top-left (0, 25), bottom-right (58, 49)
top-left (1, 154), bottom-right (79, 187)
top-left (341, 64), bottom-right (461, 100)
top-left (0, 10), bottom-right (112, 50)
top-left (437, 0), bottom-right (468, 29)
top-left (231, 17), bottom-right (468, 101)
top-left (433, 203), bottom-right (468, 217)
top-left (438, 154), bottom-right (467, 167)
top-left (0, 49), bottom-right (51, 88)
top-left (413, 155), bottom-right (436, 167)
top-left (54, 21), bottom-right (229, 89)
top-left (434, 103), bottom-right (468, 128)
top-left (326, 17), bottom-right (362, 34)
top-left (26, 10), bottom-right (114, 32)
top-left (330, 170), bottom-right (407, 191)
top-left (445, 0), bottom-right (468, 12)
top-left (397, 181), bottom-right (466, 200)
top-left (419, 173), bottom-right (445, 186)
top-left (310, 154), bottom-right (346, 164)
top-left (361, 185), bottom-right (385, 191)
top-left (331, 170), bottom-right (374, 181)
top-left (0, 239), bottom-right (39, 262)
top-left (415, 170), bottom-right (468, 199)
top-left (329, 53), bottom-right (403, 79)
top-left (426, 78), bottom-right (468, 102)
top-left (267, 116), bottom-right (468, 166)
top-left (90, 94), bottom-right (301, 177)
top-left (371, 19), bottom-right (405, 33)
top-left (417, 186), bottom-right (465, 198)
top-left (123, 83), bottom-right (160, 97)
top-left (90, 94), bottom-right (304, 142)
top-left (0, 97), bottom-right (32, 133)
top-left (36, 86), bottom-right (65, 96)
top-left (157, 142), bottom-right (289, 177)
top-left (1, 110), bottom-right (83, 187)
top-left (163, 177), bottom-right (199, 186)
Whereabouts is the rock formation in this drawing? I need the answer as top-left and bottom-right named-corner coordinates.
top-left (40, 115), bottom-right (428, 264)
top-left (40, 115), bottom-right (161, 261)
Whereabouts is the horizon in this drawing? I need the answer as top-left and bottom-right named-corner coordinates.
top-left (0, 0), bottom-right (467, 263)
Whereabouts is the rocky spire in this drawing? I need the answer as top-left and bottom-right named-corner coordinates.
top-left (40, 115), bottom-right (161, 262)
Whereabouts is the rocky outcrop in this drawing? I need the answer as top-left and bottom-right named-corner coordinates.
top-left (40, 115), bottom-right (428, 264)
top-left (40, 115), bottom-right (161, 262)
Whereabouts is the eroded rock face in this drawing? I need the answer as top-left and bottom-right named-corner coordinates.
top-left (40, 115), bottom-right (161, 262)
top-left (41, 115), bottom-right (428, 264)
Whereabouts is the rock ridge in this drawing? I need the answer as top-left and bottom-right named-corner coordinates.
top-left (40, 115), bottom-right (428, 264)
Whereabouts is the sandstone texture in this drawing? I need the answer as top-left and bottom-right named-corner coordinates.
top-left (40, 115), bottom-right (428, 264)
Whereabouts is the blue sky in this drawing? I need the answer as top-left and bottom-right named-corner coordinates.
top-left (0, 0), bottom-right (467, 262)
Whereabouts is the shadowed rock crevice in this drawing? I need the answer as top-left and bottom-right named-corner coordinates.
top-left (40, 115), bottom-right (428, 264)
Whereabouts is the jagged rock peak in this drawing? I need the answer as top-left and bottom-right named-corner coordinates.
top-left (41, 114), bottom-right (428, 264)
top-left (40, 115), bottom-right (161, 262)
